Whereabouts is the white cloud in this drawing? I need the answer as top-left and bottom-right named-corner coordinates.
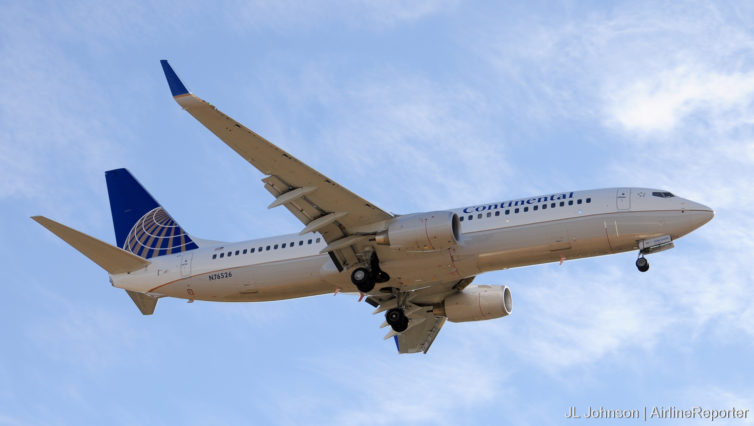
top-left (479, 264), bottom-right (673, 370)
top-left (606, 67), bottom-right (754, 134)
top-left (297, 346), bottom-right (507, 425)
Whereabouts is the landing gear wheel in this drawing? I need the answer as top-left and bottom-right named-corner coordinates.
top-left (350, 267), bottom-right (375, 293)
top-left (386, 308), bottom-right (409, 332)
top-left (636, 256), bottom-right (649, 272)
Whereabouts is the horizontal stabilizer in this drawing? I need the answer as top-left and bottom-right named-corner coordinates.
top-left (126, 290), bottom-right (158, 315)
top-left (32, 216), bottom-right (150, 274)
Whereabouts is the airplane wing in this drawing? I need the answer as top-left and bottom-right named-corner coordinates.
top-left (160, 60), bottom-right (392, 271)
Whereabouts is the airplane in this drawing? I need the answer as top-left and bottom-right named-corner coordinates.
top-left (32, 60), bottom-right (714, 354)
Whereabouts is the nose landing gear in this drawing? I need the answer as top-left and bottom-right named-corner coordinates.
top-left (636, 256), bottom-right (649, 272)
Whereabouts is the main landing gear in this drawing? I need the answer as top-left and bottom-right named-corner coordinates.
top-left (636, 256), bottom-right (649, 272)
top-left (350, 267), bottom-right (374, 292)
top-left (350, 252), bottom-right (390, 293)
top-left (385, 308), bottom-right (409, 332)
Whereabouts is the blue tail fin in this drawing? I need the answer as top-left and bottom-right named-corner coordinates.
top-left (105, 169), bottom-right (198, 259)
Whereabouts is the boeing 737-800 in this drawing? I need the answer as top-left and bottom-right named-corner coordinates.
top-left (32, 60), bottom-right (714, 353)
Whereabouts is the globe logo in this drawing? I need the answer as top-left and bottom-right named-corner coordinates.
top-left (123, 207), bottom-right (197, 258)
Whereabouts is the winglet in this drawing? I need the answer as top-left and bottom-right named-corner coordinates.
top-left (160, 60), bottom-right (189, 97)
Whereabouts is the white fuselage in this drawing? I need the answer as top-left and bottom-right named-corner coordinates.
top-left (111, 188), bottom-right (713, 302)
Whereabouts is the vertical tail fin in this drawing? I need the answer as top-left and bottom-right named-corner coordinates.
top-left (105, 168), bottom-right (198, 259)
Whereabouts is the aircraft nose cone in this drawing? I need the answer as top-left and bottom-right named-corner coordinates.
top-left (689, 201), bottom-right (714, 227)
top-left (702, 206), bottom-right (715, 221)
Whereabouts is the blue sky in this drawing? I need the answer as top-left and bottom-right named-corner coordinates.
top-left (2, 1), bottom-right (754, 424)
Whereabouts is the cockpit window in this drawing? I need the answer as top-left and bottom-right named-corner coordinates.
top-left (652, 191), bottom-right (675, 198)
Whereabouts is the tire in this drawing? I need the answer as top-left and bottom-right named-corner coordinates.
top-left (386, 308), bottom-right (409, 333)
top-left (386, 308), bottom-right (404, 325)
top-left (351, 267), bottom-right (375, 292)
top-left (393, 316), bottom-right (409, 333)
top-left (636, 257), bottom-right (649, 272)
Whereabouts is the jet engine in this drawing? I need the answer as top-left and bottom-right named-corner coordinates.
top-left (375, 211), bottom-right (461, 251)
top-left (435, 285), bottom-right (513, 323)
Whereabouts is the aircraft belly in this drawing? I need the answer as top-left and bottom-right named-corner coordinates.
top-left (377, 249), bottom-right (474, 289)
top-left (152, 256), bottom-right (338, 302)
top-left (230, 257), bottom-right (334, 302)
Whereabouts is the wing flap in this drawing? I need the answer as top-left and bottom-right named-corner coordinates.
top-left (32, 216), bottom-right (150, 274)
top-left (396, 314), bottom-right (447, 354)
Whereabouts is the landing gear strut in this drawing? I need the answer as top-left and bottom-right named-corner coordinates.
top-left (349, 252), bottom-right (390, 293)
top-left (636, 256), bottom-right (649, 272)
top-left (385, 308), bottom-right (409, 332)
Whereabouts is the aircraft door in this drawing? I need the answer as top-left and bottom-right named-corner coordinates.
top-left (179, 253), bottom-right (193, 278)
top-left (616, 188), bottom-right (631, 210)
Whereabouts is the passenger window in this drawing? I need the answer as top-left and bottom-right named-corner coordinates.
top-left (487, 212), bottom-right (491, 218)
top-left (577, 199), bottom-right (582, 205)
top-left (258, 247), bottom-right (263, 252)
top-left (266, 245), bottom-right (271, 251)
top-left (468, 215), bottom-right (473, 220)
top-left (220, 253), bottom-right (224, 258)
top-left (524, 207), bottom-right (529, 212)
top-left (586, 198), bottom-right (591, 203)
top-left (542, 204), bottom-right (547, 209)
top-left (316, 238), bottom-right (321, 243)
top-left (282, 243), bottom-right (286, 248)
top-left (227, 251), bottom-right (232, 257)
top-left (533, 205), bottom-right (538, 211)
top-left (299, 241), bottom-right (303, 246)
top-left (495, 211), bottom-right (500, 216)
top-left (478, 214), bottom-right (482, 219)
top-left (560, 201), bottom-right (565, 207)
top-left (274, 244), bottom-right (278, 249)
top-left (568, 200), bottom-right (573, 205)
top-left (514, 208), bottom-right (519, 213)
top-left (551, 203), bottom-right (556, 208)
top-left (212, 254), bottom-right (217, 259)
top-left (505, 210), bottom-right (510, 215)
top-left (290, 242), bottom-right (294, 247)
top-left (235, 250), bottom-right (240, 255)
top-left (460, 216), bottom-right (464, 222)
top-left (243, 249), bottom-right (247, 254)
top-left (308, 239), bottom-right (312, 244)
top-left (250, 248), bottom-right (255, 253)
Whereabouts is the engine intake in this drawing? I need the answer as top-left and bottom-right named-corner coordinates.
top-left (376, 211), bottom-right (461, 251)
top-left (437, 285), bottom-right (513, 323)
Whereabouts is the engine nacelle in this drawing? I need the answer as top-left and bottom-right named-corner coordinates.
top-left (438, 285), bottom-right (513, 323)
top-left (376, 211), bottom-right (461, 251)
